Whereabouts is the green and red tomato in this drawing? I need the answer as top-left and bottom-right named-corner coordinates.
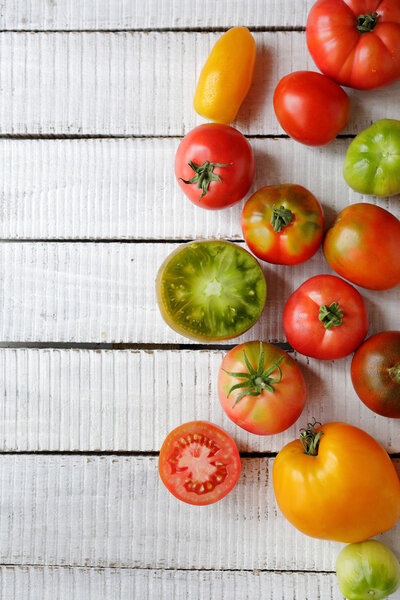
top-left (175, 123), bottom-right (255, 209)
top-left (323, 203), bottom-right (400, 290)
top-left (241, 184), bottom-right (324, 265)
top-left (344, 119), bottom-right (400, 197)
top-left (282, 275), bottom-right (368, 360)
top-left (351, 331), bottom-right (400, 418)
top-left (218, 341), bottom-right (306, 435)
top-left (159, 421), bottom-right (241, 505)
top-left (156, 241), bottom-right (267, 342)
top-left (273, 71), bottom-right (351, 146)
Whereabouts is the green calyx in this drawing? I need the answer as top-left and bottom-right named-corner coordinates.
top-left (179, 160), bottom-right (232, 201)
top-left (270, 204), bottom-right (293, 233)
top-left (319, 302), bottom-right (344, 329)
top-left (388, 362), bottom-right (400, 385)
top-left (224, 342), bottom-right (284, 408)
top-left (356, 11), bottom-right (378, 34)
top-left (300, 422), bottom-right (324, 456)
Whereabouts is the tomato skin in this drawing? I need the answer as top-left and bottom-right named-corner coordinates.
top-left (272, 422), bottom-right (400, 542)
top-left (175, 124), bottom-right (255, 210)
top-left (218, 342), bottom-right (306, 436)
top-left (351, 331), bottom-right (400, 418)
top-left (158, 421), bottom-right (241, 506)
top-left (241, 184), bottom-right (324, 265)
top-left (283, 275), bottom-right (368, 360)
top-left (323, 203), bottom-right (400, 290)
top-left (344, 119), bottom-right (400, 197)
top-left (273, 71), bottom-right (351, 146)
top-left (306, 0), bottom-right (400, 90)
top-left (193, 27), bottom-right (256, 124)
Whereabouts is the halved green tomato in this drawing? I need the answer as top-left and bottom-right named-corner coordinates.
top-left (156, 241), bottom-right (267, 341)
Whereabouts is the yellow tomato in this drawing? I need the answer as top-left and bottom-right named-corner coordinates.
top-left (193, 27), bottom-right (256, 124)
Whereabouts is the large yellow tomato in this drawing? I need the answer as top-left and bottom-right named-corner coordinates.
top-left (272, 422), bottom-right (400, 543)
top-left (193, 27), bottom-right (256, 124)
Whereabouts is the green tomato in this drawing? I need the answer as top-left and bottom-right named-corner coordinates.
top-left (336, 540), bottom-right (400, 600)
top-left (343, 119), bottom-right (400, 197)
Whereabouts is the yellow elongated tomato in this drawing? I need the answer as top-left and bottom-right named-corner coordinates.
top-left (193, 27), bottom-right (256, 124)
top-left (273, 422), bottom-right (400, 543)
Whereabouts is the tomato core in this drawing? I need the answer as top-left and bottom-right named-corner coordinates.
top-left (169, 433), bottom-right (228, 496)
top-left (356, 12), bottom-right (378, 34)
top-left (388, 362), bottom-right (400, 385)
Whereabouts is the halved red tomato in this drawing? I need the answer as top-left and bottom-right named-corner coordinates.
top-left (158, 421), bottom-right (241, 505)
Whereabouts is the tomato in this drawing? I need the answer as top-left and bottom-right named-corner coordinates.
top-left (272, 422), bottom-right (400, 542)
top-left (158, 421), bottom-right (241, 505)
top-left (323, 203), bottom-right (400, 290)
top-left (282, 275), bottom-right (368, 360)
top-left (351, 331), bottom-right (400, 418)
top-left (241, 184), bottom-right (324, 265)
top-left (218, 341), bottom-right (306, 435)
top-left (175, 124), bottom-right (255, 210)
top-left (306, 0), bottom-right (400, 90)
top-left (336, 540), bottom-right (400, 600)
top-left (273, 71), bottom-right (351, 146)
top-left (156, 241), bottom-right (267, 342)
top-left (344, 119), bottom-right (400, 197)
top-left (193, 27), bottom-right (256, 125)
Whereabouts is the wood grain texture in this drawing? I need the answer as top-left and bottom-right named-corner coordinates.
top-left (0, 0), bottom-right (313, 30)
top-left (0, 566), bottom-right (343, 600)
top-left (1, 348), bottom-right (400, 453)
top-left (0, 454), bottom-right (398, 570)
top-left (0, 137), bottom-right (398, 240)
top-left (0, 241), bottom-right (398, 344)
top-left (0, 32), bottom-right (398, 136)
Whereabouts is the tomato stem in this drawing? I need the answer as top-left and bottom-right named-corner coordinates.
top-left (356, 12), bottom-right (378, 34)
top-left (300, 422), bottom-right (324, 456)
top-left (224, 342), bottom-right (285, 408)
top-left (388, 362), bottom-right (400, 385)
top-left (179, 160), bottom-right (232, 201)
top-left (270, 204), bottom-right (293, 233)
top-left (318, 302), bottom-right (344, 329)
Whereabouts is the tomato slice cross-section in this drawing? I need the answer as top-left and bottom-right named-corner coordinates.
top-left (159, 421), bottom-right (241, 505)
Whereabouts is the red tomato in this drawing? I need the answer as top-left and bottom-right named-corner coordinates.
top-left (273, 71), bottom-right (351, 146)
top-left (241, 184), bottom-right (324, 265)
top-left (218, 342), bottom-right (306, 435)
top-left (351, 331), bottom-right (400, 418)
top-left (307, 0), bottom-right (400, 90)
top-left (158, 421), bottom-right (241, 505)
top-left (323, 203), bottom-right (400, 291)
top-left (283, 275), bottom-right (369, 360)
top-left (175, 124), bottom-right (255, 210)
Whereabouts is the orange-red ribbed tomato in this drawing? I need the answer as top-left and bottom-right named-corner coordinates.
top-left (273, 422), bottom-right (400, 542)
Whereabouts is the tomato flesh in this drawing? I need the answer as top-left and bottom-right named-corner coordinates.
top-left (156, 241), bottom-right (267, 341)
top-left (159, 421), bottom-right (241, 505)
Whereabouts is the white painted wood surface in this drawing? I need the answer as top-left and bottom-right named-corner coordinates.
top-left (0, 137), bottom-right (397, 240)
top-left (0, 31), bottom-right (398, 136)
top-left (1, 1), bottom-right (400, 597)
top-left (0, 453), bottom-right (398, 571)
top-left (0, 567), bottom-right (342, 600)
top-left (0, 348), bottom-right (400, 453)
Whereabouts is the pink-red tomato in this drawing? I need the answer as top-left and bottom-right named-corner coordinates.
top-left (159, 421), bottom-right (241, 505)
top-left (218, 341), bottom-right (306, 435)
top-left (241, 184), bottom-right (324, 265)
top-left (175, 123), bottom-right (255, 210)
top-left (273, 71), bottom-right (351, 146)
top-left (283, 275), bottom-right (369, 360)
top-left (307, 0), bottom-right (400, 90)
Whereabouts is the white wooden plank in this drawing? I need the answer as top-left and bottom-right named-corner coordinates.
top-left (0, 242), bottom-right (399, 344)
top-left (0, 0), bottom-right (313, 30)
top-left (1, 348), bottom-right (400, 454)
top-left (0, 454), bottom-right (398, 570)
top-left (0, 138), bottom-right (398, 240)
top-left (0, 32), bottom-right (398, 136)
top-left (0, 566), bottom-right (342, 600)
